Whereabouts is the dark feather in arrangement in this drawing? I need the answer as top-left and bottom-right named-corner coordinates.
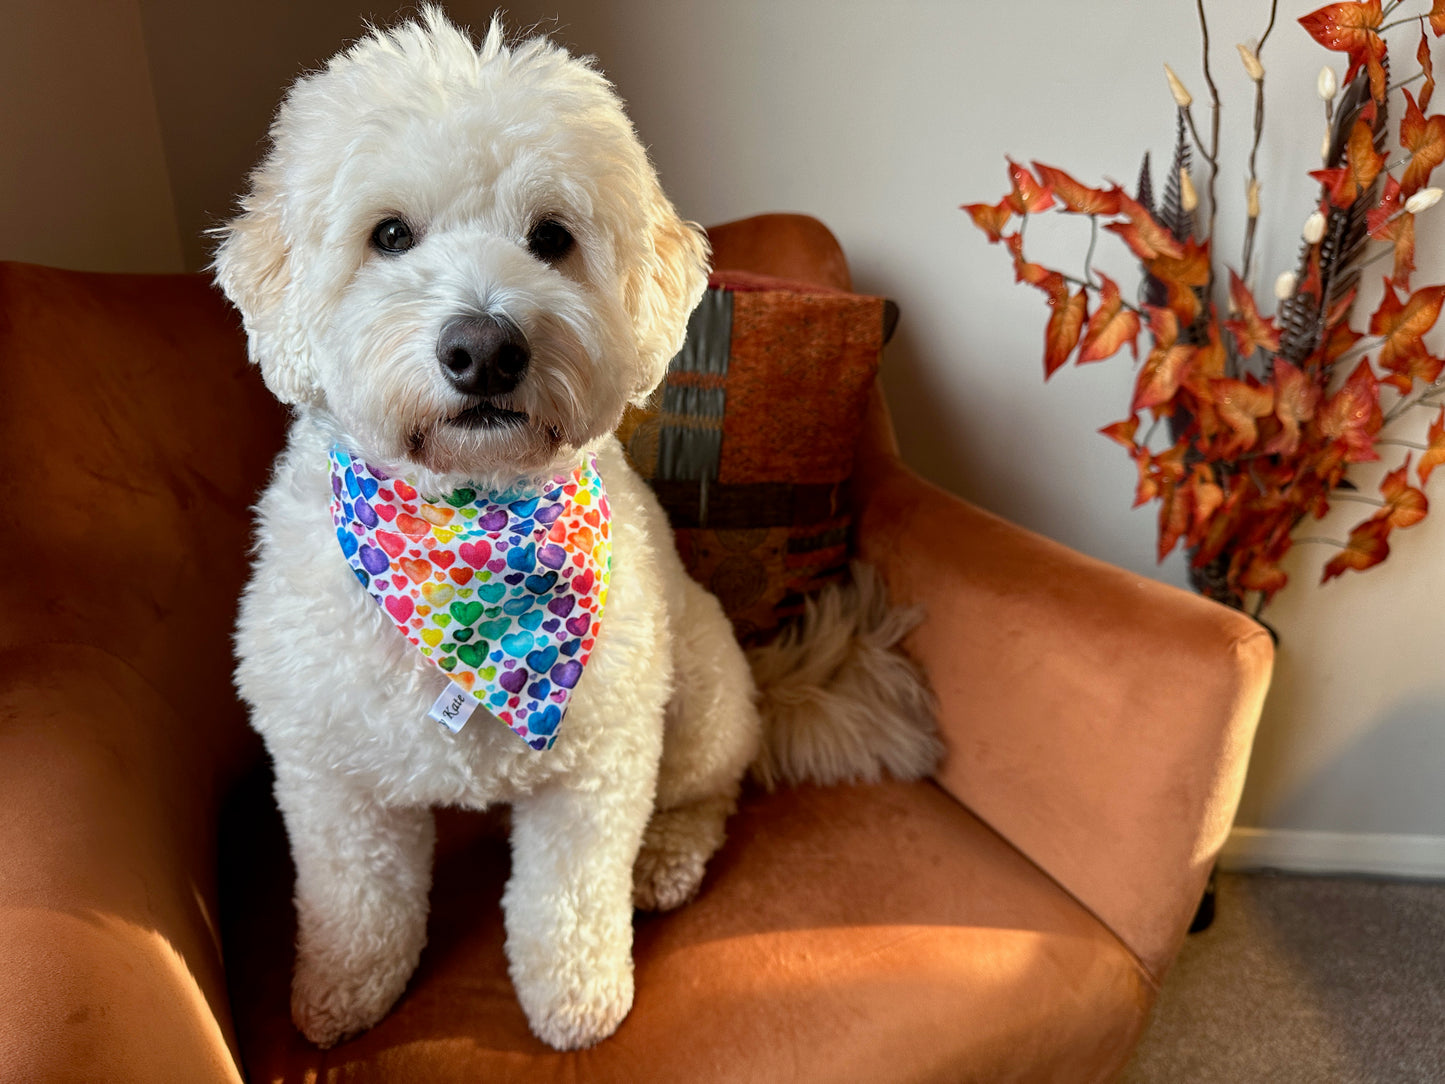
top-left (1277, 63), bottom-right (1389, 368)
top-left (1158, 111), bottom-right (1197, 244)
top-left (1137, 150), bottom-right (1156, 218)
top-left (1142, 113), bottom-right (1201, 330)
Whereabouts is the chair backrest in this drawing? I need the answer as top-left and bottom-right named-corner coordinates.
top-left (705, 214), bottom-right (852, 291)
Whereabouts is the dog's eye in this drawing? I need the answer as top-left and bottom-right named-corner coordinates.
top-left (527, 218), bottom-right (575, 263)
top-left (371, 218), bottom-right (415, 255)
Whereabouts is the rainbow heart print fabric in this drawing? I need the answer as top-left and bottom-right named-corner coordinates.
top-left (329, 446), bottom-right (611, 750)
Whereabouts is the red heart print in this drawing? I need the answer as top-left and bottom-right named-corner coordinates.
top-left (377, 531), bottom-right (406, 558)
top-left (391, 574), bottom-right (407, 589)
top-left (394, 480), bottom-right (417, 501)
top-left (584, 509), bottom-right (600, 527)
top-left (573, 569), bottom-right (594, 595)
top-left (449, 567), bottom-right (474, 585)
top-left (376, 505), bottom-right (396, 522)
top-left (400, 557), bottom-right (432, 584)
top-left (385, 595), bottom-right (414, 622)
top-left (458, 540), bottom-right (491, 568)
top-left (397, 513), bottom-right (430, 540)
top-left (431, 550), bottom-right (456, 569)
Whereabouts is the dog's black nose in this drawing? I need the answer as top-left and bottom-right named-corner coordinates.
top-left (436, 315), bottom-right (530, 397)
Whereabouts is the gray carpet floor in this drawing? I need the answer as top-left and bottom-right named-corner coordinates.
top-left (1122, 872), bottom-right (1445, 1083)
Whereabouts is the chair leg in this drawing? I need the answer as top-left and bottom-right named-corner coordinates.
top-left (1188, 864), bottom-right (1218, 933)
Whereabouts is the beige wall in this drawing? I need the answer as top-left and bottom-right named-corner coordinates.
top-left (135, 0), bottom-right (398, 271)
top-left (0, 0), bottom-right (183, 273)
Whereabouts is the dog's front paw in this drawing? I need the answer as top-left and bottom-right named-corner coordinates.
top-left (513, 952), bottom-right (635, 1050)
top-left (290, 953), bottom-right (414, 1048)
top-left (633, 797), bottom-right (732, 911)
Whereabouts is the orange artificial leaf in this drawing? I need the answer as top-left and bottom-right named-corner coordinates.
top-left (1315, 322), bottom-right (1366, 368)
top-left (1100, 417), bottom-right (1140, 449)
top-left (1383, 347), bottom-right (1444, 394)
top-left (1299, 1), bottom-right (1387, 102)
top-left (1368, 174), bottom-right (1403, 236)
top-left (1210, 377), bottom-right (1275, 454)
top-left (1003, 233), bottom-right (1068, 302)
top-left (1134, 343), bottom-right (1195, 413)
top-left (1239, 553), bottom-right (1290, 600)
top-left (1310, 117), bottom-right (1385, 208)
top-left (1191, 321), bottom-right (1228, 381)
top-left (1130, 441), bottom-right (1185, 508)
top-left (1145, 238), bottom-right (1211, 325)
top-left (1224, 269), bottom-right (1282, 356)
top-left (1316, 359), bottom-right (1383, 462)
top-left (1321, 516), bottom-right (1392, 581)
top-left (1433, 0), bottom-right (1445, 36)
top-left (1187, 464), bottom-right (1226, 537)
top-left (1132, 450), bottom-right (1160, 507)
top-left (1262, 360), bottom-right (1323, 456)
top-left (1132, 307), bottom-right (1193, 412)
top-left (1043, 289), bottom-right (1088, 377)
top-left (1400, 89), bottom-right (1445, 196)
top-left (1367, 186), bottom-right (1416, 290)
top-left (1418, 407), bottom-right (1445, 483)
top-left (1369, 280), bottom-right (1445, 385)
top-left (962, 200), bottom-right (1012, 243)
top-left (1386, 213), bottom-right (1416, 291)
top-left (1421, 25), bottom-right (1437, 110)
top-left (1076, 274), bottom-right (1142, 364)
top-left (1106, 189), bottom-right (1187, 261)
top-left (1379, 457), bottom-right (1430, 528)
top-left (1003, 159), bottom-right (1055, 215)
top-left (1158, 482), bottom-right (1191, 561)
top-left (1031, 163), bottom-right (1122, 216)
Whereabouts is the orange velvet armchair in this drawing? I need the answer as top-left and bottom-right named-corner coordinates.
top-left (0, 214), bottom-right (1272, 1082)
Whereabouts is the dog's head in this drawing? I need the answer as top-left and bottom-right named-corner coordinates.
top-left (213, 8), bottom-right (708, 487)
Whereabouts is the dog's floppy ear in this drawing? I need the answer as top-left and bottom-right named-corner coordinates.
top-left (624, 198), bottom-right (710, 403)
top-left (211, 182), bottom-right (323, 407)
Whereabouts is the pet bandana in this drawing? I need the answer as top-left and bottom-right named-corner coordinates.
top-left (329, 446), bottom-right (611, 750)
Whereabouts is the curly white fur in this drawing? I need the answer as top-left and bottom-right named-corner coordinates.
top-left (215, 8), bottom-right (935, 1053)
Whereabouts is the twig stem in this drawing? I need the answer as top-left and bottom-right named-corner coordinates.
top-left (1196, 0), bottom-right (1223, 302)
top-left (1243, 0), bottom-right (1280, 282)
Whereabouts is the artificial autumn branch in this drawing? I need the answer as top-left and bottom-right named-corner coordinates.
top-left (965, 0), bottom-right (1445, 616)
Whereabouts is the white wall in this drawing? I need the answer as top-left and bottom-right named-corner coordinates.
top-left (516, 0), bottom-right (1445, 867)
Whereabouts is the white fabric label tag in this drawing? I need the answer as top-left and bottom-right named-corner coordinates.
top-left (428, 681), bottom-right (483, 734)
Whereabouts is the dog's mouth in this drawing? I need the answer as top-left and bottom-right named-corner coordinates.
top-left (445, 401), bottom-right (530, 429)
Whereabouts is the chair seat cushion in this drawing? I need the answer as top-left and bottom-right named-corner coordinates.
top-left (222, 778), bottom-right (1153, 1083)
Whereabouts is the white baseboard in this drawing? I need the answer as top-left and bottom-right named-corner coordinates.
top-left (1221, 827), bottom-right (1445, 879)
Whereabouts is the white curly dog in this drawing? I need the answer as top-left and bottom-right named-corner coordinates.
top-left (215, 8), bottom-right (935, 1052)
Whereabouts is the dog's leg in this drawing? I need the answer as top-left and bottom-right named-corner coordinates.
top-left (634, 574), bottom-right (761, 911)
top-left (275, 767), bottom-right (436, 1048)
top-left (503, 769), bottom-right (654, 1050)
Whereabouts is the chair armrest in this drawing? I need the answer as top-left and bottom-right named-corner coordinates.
top-left (0, 645), bottom-right (243, 1083)
top-left (853, 389), bottom-right (1273, 980)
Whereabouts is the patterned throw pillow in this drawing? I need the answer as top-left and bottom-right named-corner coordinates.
top-left (617, 270), bottom-right (898, 644)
